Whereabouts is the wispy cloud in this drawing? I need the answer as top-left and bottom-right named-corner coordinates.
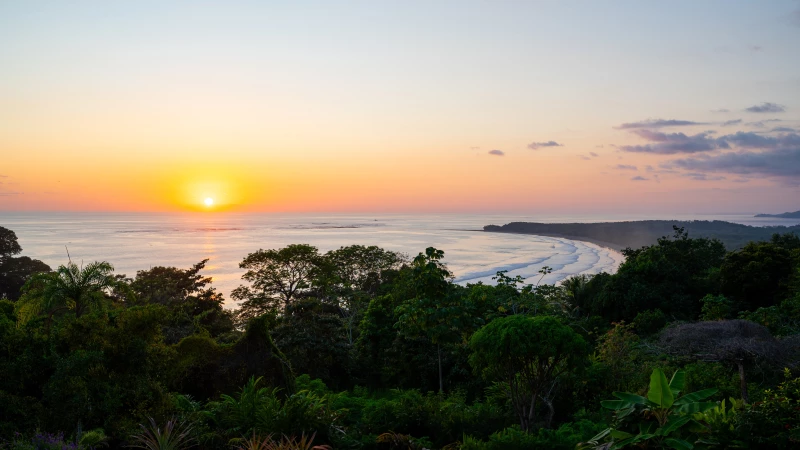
top-left (721, 119), bottom-right (742, 126)
top-left (488, 149), bottom-right (504, 156)
top-left (620, 130), bottom-right (728, 154)
top-left (666, 147), bottom-right (800, 185)
top-left (527, 141), bottom-right (563, 150)
top-left (631, 176), bottom-right (648, 181)
top-left (745, 102), bottom-right (786, 113)
top-left (578, 155), bottom-right (591, 160)
top-left (710, 109), bottom-right (730, 113)
top-left (614, 119), bottom-right (704, 130)
top-left (616, 164), bottom-right (638, 170)
top-left (620, 128), bottom-right (800, 155)
top-left (683, 172), bottom-right (726, 181)
top-left (722, 131), bottom-right (800, 149)
top-left (746, 119), bottom-right (781, 128)
top-left (589, 152), bottom-right (599, 157)
top-left (772, 127), bottom-right (797, 132)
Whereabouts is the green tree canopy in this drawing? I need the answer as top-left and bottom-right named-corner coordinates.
top-left (721, 241), bottom-right (794, 311)
top-left (232, 244), bottom-right (322, 320)
top-left (469, 315), bottom-right (590, 431)
top-left (590, 227), bottom-right (726, 321)
top-left (0, 226), bottom-right (51, 301)
top-left (131, 259), bottom-right (233, 342)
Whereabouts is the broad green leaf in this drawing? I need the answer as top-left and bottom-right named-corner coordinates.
top-left (686, 419), bottom-right (711, 434)
top-left (616, 406), bottom-right (637, 420)
top-left (610, 430), bottom-right (634, 440)
top-left (669, 370), bottom-right (686, 394)
top-left (601, 400), bottom-right (626, 410)
top-left (639, 421), bottom-right (656, 435)
top-left (610, 436), bottom-right (641, 450)
top-left (657, 415), bottom-right (691, 435)
top-left (613, 391), bottom-right (649, 406)
top-left (648, 368), bottom-right (674, 408)
top-left (664, 438), bottom-right (694, 450)
top-left (675, 401), bottom-right (719, 415)
top-left (585, 428), bottom-right (611, 443)
top-left (673, 388), bottom-right (719, 405)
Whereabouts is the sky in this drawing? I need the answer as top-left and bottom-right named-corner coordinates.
top-left (2, 1), bottom-right (800, 214)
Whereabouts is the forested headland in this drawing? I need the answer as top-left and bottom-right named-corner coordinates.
top-left (1, 224), bottom-right (799, 449)
top-left (484, 220), bottom-right (800, 251)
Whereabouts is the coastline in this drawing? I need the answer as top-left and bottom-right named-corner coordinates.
top-left (483, 229), bottom-right (627, 261)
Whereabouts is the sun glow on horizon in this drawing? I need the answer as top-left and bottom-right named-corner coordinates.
top-left (204, 197), bottom-right (214, 207)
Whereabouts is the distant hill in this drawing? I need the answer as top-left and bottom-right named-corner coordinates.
top-left (483, 220), bottom-right (800, 251)
top-left (755, 210), bottom-right (800, 219)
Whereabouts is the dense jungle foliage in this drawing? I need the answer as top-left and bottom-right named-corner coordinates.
top-left (1, 225), bottom-right (799, 449)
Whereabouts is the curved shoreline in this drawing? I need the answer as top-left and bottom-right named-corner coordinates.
top-left (482, 229), bottom-right (627, 252)
top-left (483, 229), bottom-right (627, 266)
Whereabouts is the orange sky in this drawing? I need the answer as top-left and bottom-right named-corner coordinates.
top-left (2, 2), bottom-right (799, 214)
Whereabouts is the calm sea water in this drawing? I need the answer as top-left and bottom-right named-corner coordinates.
top-left (2, 212), bottom-right (798, 307)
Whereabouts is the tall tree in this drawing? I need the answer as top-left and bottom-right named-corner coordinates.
top-left (0, 226), bottom-right (50, 301)
top-left (324, 245), bottom-right (405, 344)
top-left (132, 259), bottom-right (233, 342)
top-left (468, 315), bottom-right (589, 431)
top-left (720, 241), bottom-right (794, 311)
top-left (592, 227), bottom-right (726, 321)
top-left (232, 244), bottom-right (322, 321)
top-left (394, 247), bottom-right (476, 393)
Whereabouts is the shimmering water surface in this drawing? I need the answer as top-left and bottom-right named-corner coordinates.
top-left (3, 213), bottom-right (798, 307)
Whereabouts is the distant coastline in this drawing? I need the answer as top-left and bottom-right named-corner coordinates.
top-left (485, 229), bottom-right (628, 253)
top-left (755, 210), bottom-right (800, 219)
top-left (483, 220), bottom-right (800, 251)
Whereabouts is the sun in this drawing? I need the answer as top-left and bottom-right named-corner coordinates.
top-left (204, 197), bottom-right (214, 207)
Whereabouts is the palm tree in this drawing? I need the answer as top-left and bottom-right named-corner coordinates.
top-left (16, 261), bottom-right (117, 325)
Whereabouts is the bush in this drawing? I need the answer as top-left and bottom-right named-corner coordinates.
top-left (632, 309), bottom-right (667, 335)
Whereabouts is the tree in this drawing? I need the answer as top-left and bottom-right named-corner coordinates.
top-left (700, 294), bottom-right (733, 321)
top-left (271, 298), bottom-right (351, 389)
top-left (232, 244), bottom-right (322, 321)
top-left (395, 248), bottom-right (476, 393)
top-left (720, 241), bottom-right (793, 311)
top-left (592, 227), bottom-right (726, 321)
top-left (659, 320), bottom-right (791, 404)
top-left (0, 226), bottom-right (50, 301)
top-left (468, 315), bottom-right (589, 431)
top-left (131, 260), bottom-right (233, 342)
top-left (0, 227), bottom-right (22, 256)
top-left (324, 245), bottom-right (405, 295)
top-left (323, 245), bottom-right (405, 345)
top-left (596, 322), bottom-right (642, 393)
top-left (16, 261), bottom-right (117, 325)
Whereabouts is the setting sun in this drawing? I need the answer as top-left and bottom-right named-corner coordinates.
top-left (204, 197), bottom-right (214, 207)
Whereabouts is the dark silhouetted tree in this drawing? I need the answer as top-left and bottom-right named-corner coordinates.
top-left (659, 319), bottom-right (791, 404)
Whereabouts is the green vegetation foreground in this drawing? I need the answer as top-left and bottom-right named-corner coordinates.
top-left (1, 226), bottom-right (799, 449)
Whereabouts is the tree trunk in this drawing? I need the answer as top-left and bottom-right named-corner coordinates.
top-left (437, 343), bottom-right (443, 393)
top-left (737, 361), bottom-right (749, 404)
top-left (522, 394), bottom-right (536, 432)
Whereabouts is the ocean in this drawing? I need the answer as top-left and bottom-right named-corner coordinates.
top-left (3, 212), bottom-right (799, 308)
